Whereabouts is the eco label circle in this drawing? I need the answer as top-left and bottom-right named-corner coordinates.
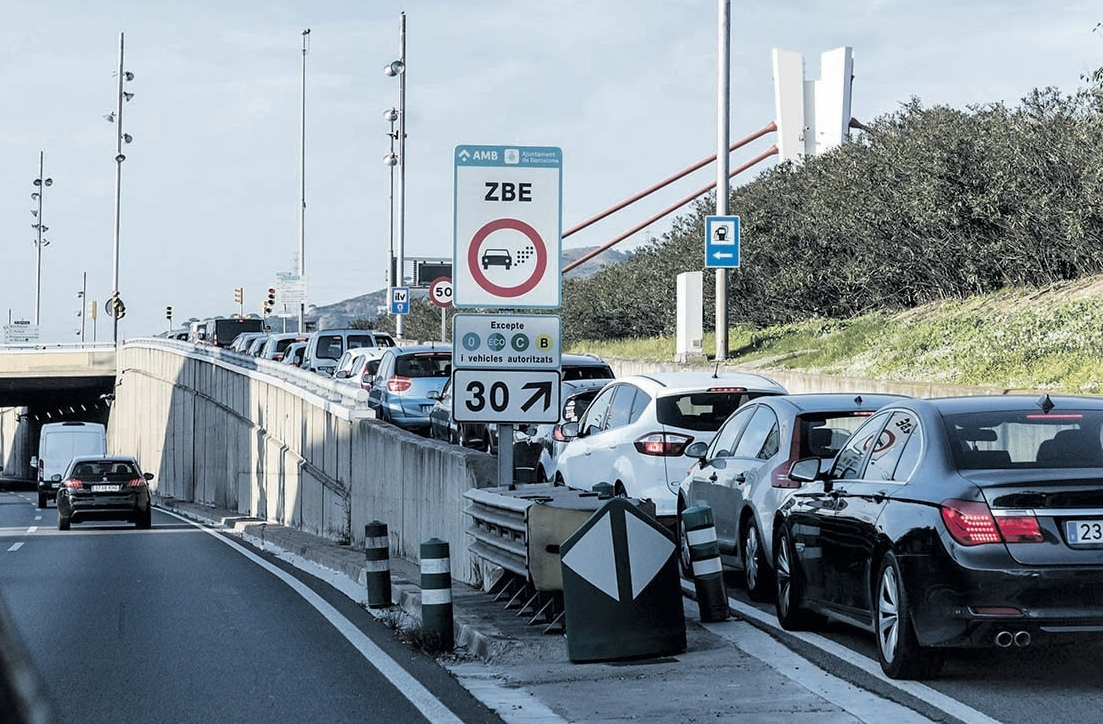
top-left (462, 332), bottom-right (481, 351)
top-left (467, 217), bottom-right (548, 298)
top-left (511, 334), bottom-right (529, 352)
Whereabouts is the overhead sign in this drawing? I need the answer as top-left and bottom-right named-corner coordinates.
top-left (452, 369), bottom-right (561, 424)
top-left (453, 144), bottom-right (562, 309)
top-left (452, 313), bottom-right (560, 370)
top-left (428, 277), bottom-right (453, 308)
top-left (390, 286), bottom-right (410, 315)
top-left (705, 215), bottom-right (740, 269)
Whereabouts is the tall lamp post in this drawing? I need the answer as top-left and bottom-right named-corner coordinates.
top-left (30, 151), bottom-right (52, 326)
top-left (105, 31), bottom-right (135, 344)
top-left (383, 108), bottom-right (398, 304)
top-left (385, 12), bottom-right (406, 338)
top-left (299, 28), bottom-right (310, 334)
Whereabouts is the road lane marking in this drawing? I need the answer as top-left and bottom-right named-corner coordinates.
top-left (162, 509), bottom-right (464, 724)
top-left (27, 526), bottom-right (37, 533)
top-left (7, 542), bottom-right (24, 552)
top-left (722, 591), bottom-right (1004, 724)
top-left (35, 516), bottom-right (41, 521)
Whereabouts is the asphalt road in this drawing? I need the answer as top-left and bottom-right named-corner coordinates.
top-left (0, 488), bottom-right (501, 724)
top-left (716, 569), bottom-right (1103, 724)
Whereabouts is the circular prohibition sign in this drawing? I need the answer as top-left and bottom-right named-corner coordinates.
top-left (467, 217), bottom-right (548, 298)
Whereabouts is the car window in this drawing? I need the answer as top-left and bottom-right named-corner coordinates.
top-left (562, 364), bottom-right (614, 381)
top-left (348, 334), bottom-right (380, 349)
top-left (866, 411), bottom-right (921, 482)
top-left (709, 405), bottom-right (756, 458)
top-left (318, 336), bottom-right (344, 359)
top-left (395, 353), bottom-right (451, 378)
top-left (732, 406), bottom-right (780, 460)
top-left (580, 385), bottom-right (617, 437)
top-left (74, 461), bottom-right (138, 480)
top-left (604, 386), bottom-right (639, 430)
top-left (832, 410), bottom-right (893, 479)
top-left (800, 414), bottom-right (871, 458)
top-left (655, 391), bottom-right (766, 432)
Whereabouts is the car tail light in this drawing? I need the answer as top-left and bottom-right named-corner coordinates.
top-left (770, 461), bottom-right (801, 489)
top-left (273, 353), bottom-right (284, 361)
top-left (552, 425), bottom-right (568, 442)
top-left (940, 499), bottom-right (1043, 545)
top-left (64, 478), bottom-right (84, 489)
top-left (387, 376), bottom-right (413, 393)
top-left (707, 386), bottom-right (747, 393)
top-left (128, 478), bottom-right (146, 488)
top-left (634, 432), bottom-right (692, 456)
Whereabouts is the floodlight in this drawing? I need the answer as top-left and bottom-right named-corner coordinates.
top-left (384, 108), bottom-right (398, 122)
top-left (384, 60), bottom-right (404, 76)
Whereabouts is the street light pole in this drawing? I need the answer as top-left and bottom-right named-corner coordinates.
top-left (31, 151), bottom-right (52, 326)
top-left (384, 108), bottom-right (398, 300)
top-left (79, 271), bottom-right (87, 343)
top-left (385, 13), bottom-right (407, 339)
top-left (714, 0), bottom-right (731, 361)
top-left (299, 28), bottom-right (310, 334)
top-left (107, 31), bottom-right (134, 344)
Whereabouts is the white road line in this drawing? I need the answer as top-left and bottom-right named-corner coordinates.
top-left (27, 526), bottom-right (37, 533)
top-left (35, 516), bottom-right (42, 521)
top-left (726, 594), bottom-right (1004, 724)
top-left (7, 542), bottom-right (24, 552)
top-left (161, 509), bottom-right (464, 724)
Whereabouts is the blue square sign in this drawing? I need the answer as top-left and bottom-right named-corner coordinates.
top-left (705, 215), bottom-right (740, 269)
top-left (390, 286), bottom-right (410, 315)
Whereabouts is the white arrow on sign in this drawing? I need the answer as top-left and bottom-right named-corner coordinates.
top-left (452, 369), bottom-right (560, 423)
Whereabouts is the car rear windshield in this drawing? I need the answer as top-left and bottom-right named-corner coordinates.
top-left (656, 391), bottom-right (775, 432)
top-left (944, 409), bottom-right (1103, 469)
top-left (212, 319), bottom-right (265, 346)
top-left (562, 364), bottom-right (614, 381)
top-left (395, 353), bottom-right (451, 378)
top-left (72, 461), bottom-right (138, 480)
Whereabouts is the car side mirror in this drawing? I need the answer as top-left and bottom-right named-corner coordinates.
top-left (684, 441), bottom-right (709, 460)
top-left (427, 389), bottom-right (441, 401)
top-left (144, 472), bottom-right (154, 481)
top-left (560, 422), bottom-right (579, 440)
top-left (30, 456), bottom-right (37, 468)
top-left (50, 474), bottom-right (62, 482)
top-left (788, 457), bottom-right (822, 483)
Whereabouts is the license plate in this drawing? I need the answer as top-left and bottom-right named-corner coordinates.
top-left (91, 484), bottom-right (120, 493)
top-left (1065, 520), bottom-right (1103, 544)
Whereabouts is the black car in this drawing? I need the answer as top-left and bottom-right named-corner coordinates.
top-left (55, 455), bottom-right (154, 530)
top-left (774, 394), bottom-right (1103, 679)
top-left (428, 377), bottom-right (491, 449)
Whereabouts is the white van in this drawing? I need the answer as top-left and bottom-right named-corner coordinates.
top-left (301, 329), bottom-right (395, 376)
top-left (35, 421), bottom-right (107, 508)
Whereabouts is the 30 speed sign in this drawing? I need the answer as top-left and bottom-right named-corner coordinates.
top-left (452, 369), bottom-right (561, 423)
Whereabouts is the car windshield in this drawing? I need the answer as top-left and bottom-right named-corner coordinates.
top-left (562, 365), bottom-right (614, 381)
top-left (656, 391), bottom-right (774, 432)
top-left (395, 353), bottom-right (451, 378)
top-left (71, 461), bottom-right (138, 480)
top-left (944, 409), bottom-right (1103, 469)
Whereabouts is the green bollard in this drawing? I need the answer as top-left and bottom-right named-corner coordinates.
top-left (682, 506), bottom-right (729, 622)
top-left (420, 538), bottom-right (454, 650)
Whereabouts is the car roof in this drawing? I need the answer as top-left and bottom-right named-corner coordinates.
top-left (923, 394), bottom-right (1103, 414)
top-left (266, 332), bottom-right (309, 342)
top-left (561, 353), bottom-right (611, 367)
top-left (753, 392), bottom-right (910, 413)
top-left (69, 454), bottom-right (139, 465)
top-left (388, 343), bottom-right (450, 355)
top-left (344, 346), bottom-right (389, 359)
top-left (618, 371), bottom-right (787, 395)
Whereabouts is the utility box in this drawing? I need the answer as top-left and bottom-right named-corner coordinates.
top-left (676, 271), bottom-right (704, 364)
top-left (559, 497), bottom-right (686, 662)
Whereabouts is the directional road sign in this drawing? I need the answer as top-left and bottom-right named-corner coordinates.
top-left (276, 272), bottom-right (309, 304)
top-left (705, 215), bottom-right (740, 269)
top-left (390, 286), bottom-right (410, 315)
top-left (453, 144), bottom-right (562, 309)
top-left (452, 313), bottom-right (560, 370)
top-left (452, 369), bottom-right (561, 424)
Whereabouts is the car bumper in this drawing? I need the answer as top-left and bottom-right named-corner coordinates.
top-left (61, 491), bottom-right (148, 521)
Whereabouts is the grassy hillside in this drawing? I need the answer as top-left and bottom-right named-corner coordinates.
top-left (567, 276), bottom-right (1103, 395)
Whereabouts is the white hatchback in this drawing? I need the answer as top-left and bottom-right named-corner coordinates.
top-left (556, 371), bottom-right (787, 525)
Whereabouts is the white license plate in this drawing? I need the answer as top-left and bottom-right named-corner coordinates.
top-left (91, 484), bottom-right (120, 493)
top-left (1065, 520), bottom-right (1103, 544)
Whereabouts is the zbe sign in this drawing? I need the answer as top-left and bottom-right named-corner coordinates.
top-left (453, 145), bottom-right (562, 309)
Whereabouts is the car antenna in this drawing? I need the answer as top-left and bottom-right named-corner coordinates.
top-left (712, 359), bottom-right (720, 379)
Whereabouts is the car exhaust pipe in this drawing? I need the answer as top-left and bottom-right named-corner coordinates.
top-left (994, 630), bottom-right (1014, 648)
top-left (1014, 631), bottom-right (1031, 647)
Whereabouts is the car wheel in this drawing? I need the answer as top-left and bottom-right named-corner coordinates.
top-left (742, 519), bottom-right (773, 602)
top-left (37, 491), bottom-right (48, 509)
top-left (875, 552), bottom-right (944, 679)
top-left (136, 507), bottom-right (152, 530)
top-left (536, 466), bottom-right (549, 484)
top-left (677, 512), bottom-right (695, 580)
top-left (774, 529), bottom-right (815, 630)
top-left (57, 514), bottom-right (70, 531)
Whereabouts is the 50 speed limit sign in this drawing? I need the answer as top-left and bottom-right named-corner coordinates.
top-left (452, 369), bottom-right (560, 423)
top-left (429, 277), bottom-right (453, 308)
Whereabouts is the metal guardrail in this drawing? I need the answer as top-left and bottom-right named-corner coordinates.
top-left (463, 486), bottom-right (535, 580)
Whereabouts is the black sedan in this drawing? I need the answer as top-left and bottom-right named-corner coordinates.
top-left (55, 455), bottom-right (154, 530)
top-left (774, 394), bottom-right (1103, 679)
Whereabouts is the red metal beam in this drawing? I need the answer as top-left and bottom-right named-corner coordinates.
top-left (562, 143), bottom-right (779, 274)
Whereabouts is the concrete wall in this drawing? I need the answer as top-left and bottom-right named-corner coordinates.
top-left (109, 340), bottom-right (497, 586)
top-left (0, 407), bottom-right (33, 480)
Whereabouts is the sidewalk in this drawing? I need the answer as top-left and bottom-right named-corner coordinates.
top-left (158, 498), bottom-right (940, 724)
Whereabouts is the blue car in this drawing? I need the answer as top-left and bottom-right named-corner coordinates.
top-left (367, 345), bottom-right (452, 433)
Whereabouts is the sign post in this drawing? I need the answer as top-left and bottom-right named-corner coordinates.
top-left (429, 277), bottom-right (452, 341)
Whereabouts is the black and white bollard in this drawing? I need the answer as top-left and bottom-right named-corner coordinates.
top-left (420, 538), bottom-right (454, 649)
top-left (365, 521), bottom-right (392, 609)
top-left (681, 506), bottom-right (729, 622)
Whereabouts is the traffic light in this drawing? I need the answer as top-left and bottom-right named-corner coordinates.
top-left (88, 300), bottom-right (97, 320)
top-left (166, 306), bottom-right (173, 322)
top-left (234, 287), bottom-right (244, 304)
top-left (263, 287), bottom-right (276, 315)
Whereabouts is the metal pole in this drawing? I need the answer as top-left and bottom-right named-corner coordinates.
top-left (299, 29), bottom-right (310, 334)
top-left (386, 113), bottom-right (396, 302)
top-left (33, 151), bottom-right (44, 326)
top-left (111, 31), bottom-right (125, 345)
top-left (80, 271), bottom-right (87, 343)
top-left (395, 12), bottom-right (407, 339)
top-left (715, 0), bottom-right (731, 361)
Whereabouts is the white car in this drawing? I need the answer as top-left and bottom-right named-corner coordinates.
top-left (332, 347), bottom-right (388, 392)
top-left (556, 371), bottom-right (787, 525)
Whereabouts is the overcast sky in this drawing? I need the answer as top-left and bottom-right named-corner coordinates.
top-left (1, 0), bottom-right (1100, 341)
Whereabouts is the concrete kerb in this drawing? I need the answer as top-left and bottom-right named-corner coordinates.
top-left (155, 498), bottom-right (516, 662)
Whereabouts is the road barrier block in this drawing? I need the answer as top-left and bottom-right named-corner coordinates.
top-left (420, 538), bottom-right (454, 649)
